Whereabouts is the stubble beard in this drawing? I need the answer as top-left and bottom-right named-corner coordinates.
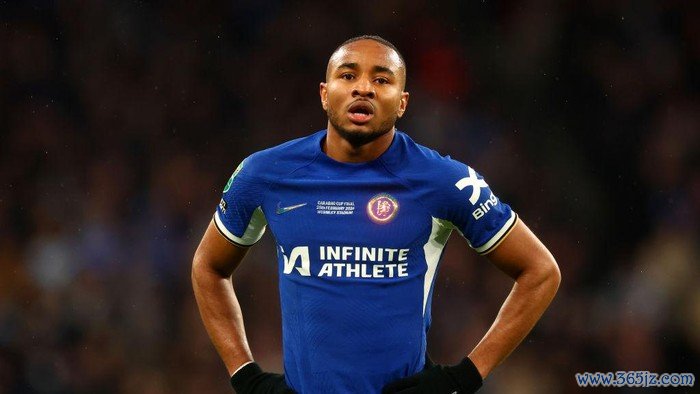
top-left (327, 106), bottom-right (397, 147)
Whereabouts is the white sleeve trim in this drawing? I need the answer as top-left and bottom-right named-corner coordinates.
top-left (474, 211), bottom-right (518, 254)
top-left (214, 208), bottom-right (267, 246)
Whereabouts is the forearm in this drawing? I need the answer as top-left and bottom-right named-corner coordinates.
top-left (468, 263), bottom-right (560, 378)
top-left (192, 262), bottom-right (253, 376)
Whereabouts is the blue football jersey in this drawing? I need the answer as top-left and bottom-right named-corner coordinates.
top-left (214, 130), bottom-right (517, 394)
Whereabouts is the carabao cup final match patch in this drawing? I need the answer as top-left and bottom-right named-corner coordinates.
top-left (367, 193), bottom-right (399, 224)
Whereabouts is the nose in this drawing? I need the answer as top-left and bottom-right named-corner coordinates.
top-left (352, 77), bottom-right (375, 99)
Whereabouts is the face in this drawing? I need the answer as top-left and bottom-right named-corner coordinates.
top-left (320, 40), bottom-right (409, 146)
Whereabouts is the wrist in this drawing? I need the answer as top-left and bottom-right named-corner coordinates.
top-left (466, 352), bottom-right (494, 380)
top-left (228, 353), bottom-right (255, 376)
top-left (231, 360), bottom-right (255, 378)
top-left (450, 357), bottom-right (483, 392)
top-left (466, 354), bottom-right (488, 379)
top-left (230, 361), bottom-right (262, 391)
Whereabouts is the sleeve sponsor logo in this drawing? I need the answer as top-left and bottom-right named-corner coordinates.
top-left (455, 167), bottom-right (500, 220)
top-left (455, 167), bottom-right (488, 205)
top-left (472, 192), bottom-right (499, 220)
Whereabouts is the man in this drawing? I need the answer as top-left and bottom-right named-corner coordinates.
top-left (192, 35), bottom-right (560, 394)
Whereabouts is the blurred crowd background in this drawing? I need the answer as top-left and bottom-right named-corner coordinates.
top-left (1, 1), bottom-right (698, 393)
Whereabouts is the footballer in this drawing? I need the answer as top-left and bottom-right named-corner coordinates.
top-left (192, 35), bottom-right (561, 394)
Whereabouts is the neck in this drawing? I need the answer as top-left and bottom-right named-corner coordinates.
top-left (323, 125), bottom-right (395, 163)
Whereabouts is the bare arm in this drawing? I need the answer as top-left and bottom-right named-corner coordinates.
top-left (192, 219), bottom-right (254, 376)
top-left (467, 218), bottom-right (561, 378)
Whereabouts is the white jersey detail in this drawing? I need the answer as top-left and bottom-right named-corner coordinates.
top-left (473, 211), bottom-right (517, 254)
top-left (214, 207), bottom-right (267, 246)
top-left (422, 217), bottom-right (453, 315)
top-left (455, 166), bottom-right (489, 205)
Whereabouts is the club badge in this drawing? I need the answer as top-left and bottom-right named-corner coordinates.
top-left (367, 193), bottom-right (399, 224)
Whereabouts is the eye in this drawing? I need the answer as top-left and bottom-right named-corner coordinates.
top-left (341, 73), bottom-right (354, 80)
top-left (375, 77), bottom-right (389, 84)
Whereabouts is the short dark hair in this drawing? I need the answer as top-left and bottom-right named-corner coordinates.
top-left (329, 35), bottom-right (407, 88)
top-left (332, 35), bottom-right (406, 69)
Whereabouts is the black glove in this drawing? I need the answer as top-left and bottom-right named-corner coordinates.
top-left (382, 357), bottom-right (483, 394)
top-left (230, 362), bottom-right (296, 394)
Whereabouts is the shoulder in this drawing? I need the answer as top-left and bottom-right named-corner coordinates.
top-left (233, 130), bottom-right (324, 183)
top-left (384, 131), bottom-right (471, 187)
top-left (384, 131), bottom-right (499, 217)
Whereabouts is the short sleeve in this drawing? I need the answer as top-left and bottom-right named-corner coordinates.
top-left (432, 159), bottom-right (517, 255)
top-left (213, 156), bottom-right (268, 247)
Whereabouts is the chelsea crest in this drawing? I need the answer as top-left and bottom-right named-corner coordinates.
top-left (367, 193), bottom-right (399, 224)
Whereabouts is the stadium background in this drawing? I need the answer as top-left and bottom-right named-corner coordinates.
top-left (1, 1), bottom-right (698, 393)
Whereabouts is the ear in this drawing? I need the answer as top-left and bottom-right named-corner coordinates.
top-left (396, 91), bottom-right (410, 118)
top-left (319, 82), bottom-right (328, 111)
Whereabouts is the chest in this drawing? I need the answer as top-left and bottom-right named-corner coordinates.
top-left (262, 178), bottom-right (431, 248)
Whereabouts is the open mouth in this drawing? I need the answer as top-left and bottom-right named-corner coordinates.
top-left (347, 101), bottom-right (375, 124)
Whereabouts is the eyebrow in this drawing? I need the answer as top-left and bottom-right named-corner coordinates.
top-left (337, 62), bottom-right (396, 76)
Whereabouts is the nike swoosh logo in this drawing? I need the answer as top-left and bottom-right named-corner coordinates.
top-left (276, 202), bottom-right (307, 214)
